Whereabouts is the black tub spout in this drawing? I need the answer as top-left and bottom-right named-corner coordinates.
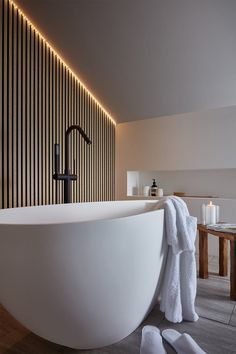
top-left (53, 125), bottom-right (92, 203)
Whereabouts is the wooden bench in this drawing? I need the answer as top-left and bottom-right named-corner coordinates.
top-left (197, 224), bottom-right (236, 300)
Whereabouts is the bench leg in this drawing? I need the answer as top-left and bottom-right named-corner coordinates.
top-left (199, 230), bottom-right (208, 279)
top-left (219, 238), bottom-right (228, 276)
top-left (230, 240), bottom-right (236, 300)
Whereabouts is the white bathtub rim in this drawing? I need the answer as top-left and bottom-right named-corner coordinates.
top-left (0, 208), bottom-right (163, 228)
top-left (0, 200), bottom-right (162, 226)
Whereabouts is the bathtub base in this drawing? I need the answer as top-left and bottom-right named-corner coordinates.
top-left (0, 201), bottom-right (166, 349)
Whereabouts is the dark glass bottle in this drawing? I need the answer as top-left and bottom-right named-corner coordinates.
top-left (150, 179), bottom-right (158, 196)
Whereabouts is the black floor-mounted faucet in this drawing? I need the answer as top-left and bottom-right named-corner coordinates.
top-left (53, 125), bottom-right (92, 203)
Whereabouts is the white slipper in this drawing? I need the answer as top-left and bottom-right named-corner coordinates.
top-left (140, 325), bottom-right (167, 354)
top-left (162, 329), bottom-right (207, 354)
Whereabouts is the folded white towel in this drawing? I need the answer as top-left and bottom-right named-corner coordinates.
top-left (140, 326), bottom-right (167, 354)
top-left (162, 329), bottom-right (207, 354)
top-left (156, 196), bottom-right (199, 323)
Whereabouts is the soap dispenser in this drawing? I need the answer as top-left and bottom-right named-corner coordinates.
top-left (150, 179), bottom-right (158, 196)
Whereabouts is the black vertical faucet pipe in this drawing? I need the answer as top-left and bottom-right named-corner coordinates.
top-left (54, 144), bottom-right (60, 175)
top-left (65, 125), bottom-right (92, 175)
top-left (53, 125), bottom-right (92, 204)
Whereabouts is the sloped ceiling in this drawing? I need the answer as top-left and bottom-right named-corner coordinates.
top-left (15, 0), bottom-right (236, 123)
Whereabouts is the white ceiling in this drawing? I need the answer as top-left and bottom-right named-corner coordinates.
top-left (15, 0), bottom-right (236, 123)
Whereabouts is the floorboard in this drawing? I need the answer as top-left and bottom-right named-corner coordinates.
top-left (1, 256), bottom-right (236, 353)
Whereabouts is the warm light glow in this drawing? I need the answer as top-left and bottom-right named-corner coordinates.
top-left (209, 201), bottom-right (212, 206)
top-left (9, 0), bottom-right (116, 126)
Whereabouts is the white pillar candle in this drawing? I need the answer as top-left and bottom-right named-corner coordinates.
top-left (205, 201), bottom-right (216, 224)
top-left (157, 188), bottom-right (163, 197)
top-left (143, 186), bottom-right (150, 196)
top-left (216, 205), bottom-right (220, 223)
top-left (201, 204), bottom-right (206, 225)
top-left (205, 206), bottom-right (210, 224)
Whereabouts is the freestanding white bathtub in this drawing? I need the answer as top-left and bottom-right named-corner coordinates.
top-left (0, 200), bottom-right (167, 349)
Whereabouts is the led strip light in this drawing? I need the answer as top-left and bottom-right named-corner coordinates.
top-left (9, 0), bottom-right (116, 126)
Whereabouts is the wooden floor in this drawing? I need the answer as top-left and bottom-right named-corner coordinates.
top-left (0, 256), bottom-right (236, 354)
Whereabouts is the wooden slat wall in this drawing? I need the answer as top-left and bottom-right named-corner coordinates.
top-left (0, 0), bottom-right (115, 209)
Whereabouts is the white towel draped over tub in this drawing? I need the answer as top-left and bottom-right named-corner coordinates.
top-left (155, 196), bottom-right (199, 323)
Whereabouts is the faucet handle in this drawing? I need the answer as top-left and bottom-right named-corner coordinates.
top-left (54, 144), bottom-right (60, 175)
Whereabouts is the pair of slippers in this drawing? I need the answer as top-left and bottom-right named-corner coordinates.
top-left (140, 326), bottom-right (207, 354)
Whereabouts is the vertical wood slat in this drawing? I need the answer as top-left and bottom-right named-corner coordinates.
top-left (78, 84), bottom-right (82, 202)
top-left (72, 77), bottom-right (75, 202)
top-left (89, 95), bottom-right (92, 201)
top-left (12, 2), bottom-right (17, 207)
top-left (54, 54), bottom-right (58, 204)
top-left (66, 67), bottom-right (69, 197)
top-left (88, 94), bottom-right (91, 201)
top-left (98, 107), bottom-right (101, 201)
top-left (8, 1), bottom-right (13, 208)
top-left (103, 113), bottom-right (106, 200)
top-left (38, 36), bottom-right (42, 205)
top-left (107, 117), bottom-right (110, 200)
top-left (56, 59), bottom-right (61, 203)
top-left (110, 120), bottom-right (113, 199)
top-left (26, 17), bottom-right (30, 206)
top-left (21, 12), bottom-right (26, 206)
top-left (82, 88), bottom-right (86, 202)
top-left (51, 52), bottom-right (56, 204)
top-left (62, 64), bottom-right (66, 202)
top-left (71, 76), bottom-right (75, 202)
top-left (93, 102), bottom-right (96, 201)
top-left (30, 28), bottom-right (34, 206)
top-left (73, 78), bottom-right (77, 202)
top-left (45, 44), bottom-right (49, 204)
top-left (101, 112), bottom-right (103, 199)
top-left (0, 0), bottom-right (3, 209)
top-left (42, 40), bottom-right (46, 205)
top-left (100, 109), bottom-right (103, 200)
top-left (17, 7), bottom-right (21, 207)
top-left (76, 83), bottom-right (80, 202)
top-left (84, 90), bottom-right (87, 202)
top-left (79, 86), bottom-right (83, 202)
top-left (1, 0), bottom-right (115, 209)
top-left (96, 106), bottom-right (99, 201)
top-left (48, 48), bottom-right (52, 204)
top-left (95, 103), bottom-right (99, 201)
top-left (3, 0), bottom-right (8, 208)
top-left (34, 32), bottom-right (38, 206)
top-left (59, 62), bottom-right (63, 203)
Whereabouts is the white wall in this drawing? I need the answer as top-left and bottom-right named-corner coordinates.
top-left (116, 106), bottom-right (236, 256)
top-left (116, 106), bottom-right (236, 199)
top-left (128, 169), bottom-right (236, 199)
